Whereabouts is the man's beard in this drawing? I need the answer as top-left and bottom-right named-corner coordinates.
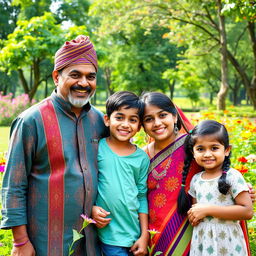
top-left (67, 85), bottom-right (95, 108)
top-left (67, 91), bottom-right (95, 108)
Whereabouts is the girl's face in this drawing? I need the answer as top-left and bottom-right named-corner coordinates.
top-left (143, 104), bottom-right (177, 144)
top-left (192, 135), bottom-right (231, 173)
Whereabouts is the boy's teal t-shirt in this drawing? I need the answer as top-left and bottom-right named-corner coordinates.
top-left (96, 138), bottom-right (150, 247)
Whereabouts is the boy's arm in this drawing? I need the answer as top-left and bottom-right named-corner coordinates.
top-left (188, 191), bottom-right (253, 226)
top-left (130, 213), bottom-right (149, 256)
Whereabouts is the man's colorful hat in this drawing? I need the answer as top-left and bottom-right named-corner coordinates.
top-left (54, 35), bottom-right (98, 72)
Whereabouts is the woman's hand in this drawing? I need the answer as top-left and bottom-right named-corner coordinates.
top-left (91, 205), bottom-right (111, 228)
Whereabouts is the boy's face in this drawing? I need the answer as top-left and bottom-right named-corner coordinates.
top-left (104, 106), bottom-right (141, 142)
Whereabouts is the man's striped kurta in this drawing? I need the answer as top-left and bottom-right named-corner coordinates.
top-left (1, 90), bottom-right (108, 256)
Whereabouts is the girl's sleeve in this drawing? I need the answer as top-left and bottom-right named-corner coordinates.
top-left (137, 154), bottom-right (150, 214)
top-left (229, 169), bottom-right (249, 199)
top-left (188, 174), bottom-right (197, 198)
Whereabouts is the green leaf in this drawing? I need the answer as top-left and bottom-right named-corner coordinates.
top-left (154, 252), bottom-right (163, 256)
top-left (72, 229), bottom-right (84, 243)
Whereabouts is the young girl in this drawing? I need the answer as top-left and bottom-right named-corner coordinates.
top-left (178, 120), bottom-right (253, 256)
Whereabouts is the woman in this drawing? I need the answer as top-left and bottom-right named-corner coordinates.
top-left (141, 92), bottom-right (253, 255)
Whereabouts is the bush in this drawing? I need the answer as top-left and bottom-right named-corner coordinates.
top-left (0, 92), bottom-right (36, 126)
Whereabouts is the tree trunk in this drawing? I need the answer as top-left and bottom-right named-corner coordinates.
top-left (216, 0), bottom-right (229, 110)
top-left (18, 69), bottom-right (29, 94)
top-left (29, 59), bottom-right (40, 101)
top-left (104, 67), bottom-right (114, 96)
top-left (44, 79), bottom-right (48, 98)
top-left (248, 21), bottom-right (256, 110)
top-left (168, 80), bottom-right (175, 100)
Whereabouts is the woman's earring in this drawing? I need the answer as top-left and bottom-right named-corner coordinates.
top-left (174, 123), bottom-right (179, 135)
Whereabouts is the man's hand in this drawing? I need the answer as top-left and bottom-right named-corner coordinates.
top-left (91, 205), bottom-right (111, 228)
top-left (11, 240), bottom-right (35, 256)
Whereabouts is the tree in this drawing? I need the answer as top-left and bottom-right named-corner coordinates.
top-left (0, 0), bottom-right (19, 40)
top-left (0, 12), bottom-right (63, 100)
top-left (12, 0), bottom-right (52, 19)
top-left (222, 0), bottom-right (256, 109)
top-left (90, 0), bottom-right (256, 109)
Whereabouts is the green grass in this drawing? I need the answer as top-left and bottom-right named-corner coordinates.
top-left (0, 127), bottom-right (10, 152)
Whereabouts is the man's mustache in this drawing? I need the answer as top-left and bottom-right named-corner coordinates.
top-left (71, 85), bottom-right (92, 93)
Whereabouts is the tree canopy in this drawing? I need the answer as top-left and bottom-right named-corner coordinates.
top-left (0, 0), bottom-right (255, 110)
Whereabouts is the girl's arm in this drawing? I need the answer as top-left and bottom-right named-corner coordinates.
top-left (188, 191), bottom-right (253, 226)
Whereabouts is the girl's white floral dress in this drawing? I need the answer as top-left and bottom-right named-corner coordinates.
top-left (188, 168), bottom-right (249, 256)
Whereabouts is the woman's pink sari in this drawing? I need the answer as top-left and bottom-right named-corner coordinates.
top-left (147, 134), bottom-right (198, 255)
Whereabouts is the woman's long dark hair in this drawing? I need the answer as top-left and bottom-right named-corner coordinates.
top-left (140, 92), bottom-right (182, 130)
top-left (177, 120), bottom-right (231, 215)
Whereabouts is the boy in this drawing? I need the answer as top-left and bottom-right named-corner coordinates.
top-left (92, 91), bottom-right (150, 256)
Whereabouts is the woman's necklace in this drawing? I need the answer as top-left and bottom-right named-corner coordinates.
top-left (151, 143), bottom-right (172, 181)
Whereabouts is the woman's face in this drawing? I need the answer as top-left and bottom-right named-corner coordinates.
top-left (143, 104), bottom-right (177, 144)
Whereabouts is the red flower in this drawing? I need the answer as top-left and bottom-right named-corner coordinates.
top-left (238, 166), bottom-right (249, 174)
top-left (238, 157), bottom-right (248, 163)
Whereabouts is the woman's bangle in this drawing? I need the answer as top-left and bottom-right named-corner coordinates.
top-left (13, 239), bottom-right (29, 247)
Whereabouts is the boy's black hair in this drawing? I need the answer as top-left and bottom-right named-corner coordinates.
top-left (140, 92), bottom-right (182, 129)
top-left (177, 120), bottom-right (231, 215)
top-left (106, 91), bottom-right (144, 121)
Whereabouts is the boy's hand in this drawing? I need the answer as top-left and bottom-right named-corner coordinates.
top-left (92, 206), bottom-right (111, 228)
top-left (11, 240), bottom-right (35, 256)
top-left (130, 234), bottom-right (149, 256)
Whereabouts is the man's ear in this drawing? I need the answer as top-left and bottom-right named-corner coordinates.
top-left (103, 114), bottom-right (110, 127)
top-left (225, 145), bottom-right (232, 156)
top-left (52, 70), bottom-right (59, 86)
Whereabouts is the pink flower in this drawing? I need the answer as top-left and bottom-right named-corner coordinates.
top-left (0, 166), bottom-right (5, 173)
top-left (80, 214), bottom-right (96, 224)
top-left (79, 214), bottom-right (96, 233)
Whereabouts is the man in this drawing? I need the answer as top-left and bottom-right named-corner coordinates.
top-left (1, 35), bottom-right (108, 256)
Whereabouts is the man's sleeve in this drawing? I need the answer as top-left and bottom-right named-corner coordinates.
top-left (1, 117), bottom-right (36, 229)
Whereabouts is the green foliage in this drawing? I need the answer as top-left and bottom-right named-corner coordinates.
top-left (0, 127), bottom-right (10, 152)
top-left (222, 0), bottom-right (256, 22)
top-left (0, 222), bottom-right (12, 256)
top-left (54, 0), bottom-right (91, 26)
top-left (0, 0), bottom-right (19, 40)
top-left (90, 0), bottom-right (255, 108)
top-left (0, 12), bottom-right (62, 71)
top-left (12, 0), bottom-right (52, 20)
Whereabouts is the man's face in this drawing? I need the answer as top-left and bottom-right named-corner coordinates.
top-left (52, 64), bottom-right (97, 109)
